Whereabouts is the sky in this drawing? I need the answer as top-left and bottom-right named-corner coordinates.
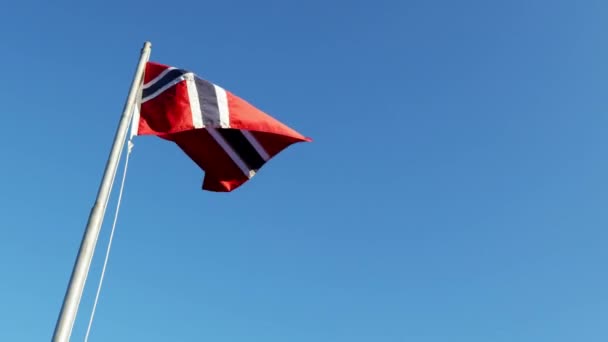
top-left (1, 0), bottom-right (607, 341)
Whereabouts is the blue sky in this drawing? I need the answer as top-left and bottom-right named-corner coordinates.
top-left (1, 0), bottom-right (607, 341)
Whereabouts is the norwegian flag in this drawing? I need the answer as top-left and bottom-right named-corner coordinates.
top-left (133, 61), bottom-right (311, 192)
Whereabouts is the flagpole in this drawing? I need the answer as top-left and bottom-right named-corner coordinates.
top-left (52, 41), bottom-right (152, 342)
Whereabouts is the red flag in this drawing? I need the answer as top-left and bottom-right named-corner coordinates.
top-left (134, 61), bottom-right (311, 192)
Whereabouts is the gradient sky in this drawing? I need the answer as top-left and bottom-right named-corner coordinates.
top-left (1, 0), bottom-right (607, 341)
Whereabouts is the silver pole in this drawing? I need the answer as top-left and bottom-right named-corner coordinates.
top-left (52, 41), bottom-right (152, 342)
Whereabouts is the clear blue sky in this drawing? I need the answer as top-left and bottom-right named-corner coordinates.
top-left (1, 0), bottom-right (607, 341)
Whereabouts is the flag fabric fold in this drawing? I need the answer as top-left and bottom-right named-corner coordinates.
top-left (134, 61), bottom-right (311, 192)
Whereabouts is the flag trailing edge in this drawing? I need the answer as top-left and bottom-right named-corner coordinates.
top-left (132, 61), bottom-right (311, 192)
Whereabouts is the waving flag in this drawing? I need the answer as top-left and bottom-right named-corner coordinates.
top-left (133, 62), bottom-right (311, 192)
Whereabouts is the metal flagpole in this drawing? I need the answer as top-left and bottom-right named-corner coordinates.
top-left (52, 41), bottom-right (152, 342)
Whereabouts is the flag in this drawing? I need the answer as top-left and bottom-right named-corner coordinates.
top-left (133, 61), bottom-right (311, 192)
